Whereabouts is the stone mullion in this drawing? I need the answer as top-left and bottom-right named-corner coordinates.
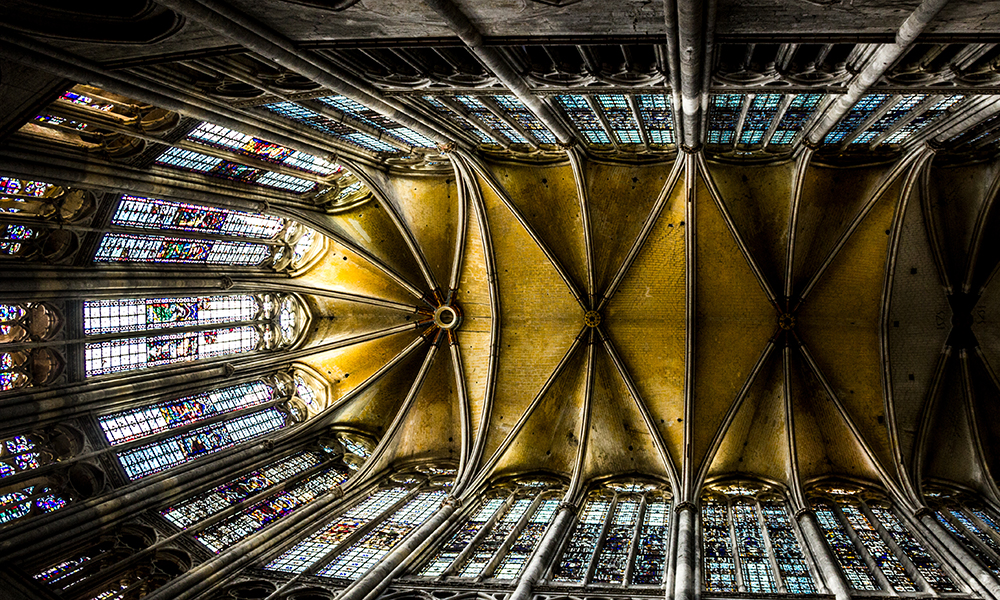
top-left (585, 95), bottom-right (622, 151)
top-left (915, 509), bottom-right (1000, 598)
top-left (908, 96), bottom-right (1000, 149)
top-left (477, 96), bottom-right (541, 150)
top-left (731, 94), bottom-right (753, 152)
top-left (622, 494), bottom-right (646, 585)
top-left (868, 95), bottom-right (943, 148)
top-left (627, 94), bottom-right (651, 150)
top-left (755, 498), bottom-right (787, 593)
top-left (830, 500), bottom-right (895, 592)
top-left (440, 491), bottom-right (518, 577)
top-left (509, 500), bottom-right (577, 600)
top-left (860, 501), bottom-right (931, 593)
top-left (394, 96), bottom-right (484, 150)
top-left (479, 492), bottom-right (546, 581)
top-left (836, 95), bottom-right (902, 150)
top-left (760, 94), bottom-right (793, 149)
top-left (436, 96), bottom-right (513, 149)
top-left (795, 508), bottom-right (852, 600)
top-left (583, 494), bottom-right (618, 585)
top-left (727, 498), bottom-right (746, 592)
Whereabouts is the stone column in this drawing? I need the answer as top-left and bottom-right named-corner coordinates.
top-left (917, 509), bottom-right (1000, 599)
top-left (795, 508), bottom-right (852, 600)
top-left (672, 501), bottom-right (698, 600)
top-left (509, 501), bottom-right (578, 600)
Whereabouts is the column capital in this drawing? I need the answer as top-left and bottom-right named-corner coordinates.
top-left (675, 501), bottom-right (697, 513)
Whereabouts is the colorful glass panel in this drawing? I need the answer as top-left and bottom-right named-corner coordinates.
top-left (99, 380), bottom-right (275, 445)
top-left (263, 102), bottom-right (400, 153)
top-left (823, 94), bottom-right (891, 144)
top-left (851, 95), bottom-right (928, 145)
top-left (60, 91), bottom-right (114, 112)
top-left (85, 326), bottom-right (260, 376)
top-left (555, 95), bottom-right (610, 145)
top-left (155, 147), bottom-right (315, 193)
top-left (187, 122), bottom-right (341, 176)
top-left (813, 502), bottom-right (879, 590)
top-left (760, 501), bottom-right (815, 593)
top-left (1, 435), bottom-right (42, 478)
top-left (707, 94), bottom-right (745, 145)
top-left (733, 499), bottom-right (777, 592)
top-left (341, 436), bottom-right (370, 459)
top-left (869, 504), bottom-right (956, 592)
top-left (316, 490), bottom-right (448, 580)
top-left (936, 510), bottom-right (1000, 574)
top-left (592, 497), bottom-right (641, 583)
top-left (632, 494), bottom-right (669, 585)
top-left (0, 177), bottom-right (54, 215)
top-left (84, 295), bottom-right (258, 335)
top-left (458, 497), bottom-right (533, 577)
top-left (266, 486), bottom-right (411, 574)
top-left (739, 94), bottom-right (782, 146)
top-left (596, 94), bottom-right (642, 144)
top-left (112, 196), bottom-right (284, 239)
top-left (554, 495), bottom-right (612, 582)
top-left (883, 95), bottom-right (965, 145)
top-left (452, 96), bottom-right (526, 144)
top-left (420, 497), bottom-right (506, 576)
top-left (94, 233), bottom-right (270, 266)
top-left (421, 97), bottom-right (493, 145)
top-left (951, 509), bottom-right (1000, 558)
top-left (769, 94), bottom-right (822, 146)
top-left (838, 502), bottom-right (915, 590)
top-left (116, 408), bottom-right (287, 479)
top-left (491, 95), bottom-right (557, 144)
top-left (34, 557), bottom-right (90, 585)
top-left (638, 94), bottom-right (675, 145)
top-left (493, 498), bottom-right (559, 579)
top-left (703, 499), bottom-right (737, 591)
top-left (161, 452), bottom-right (322, 528)
top-left (0, 489), bottom-right (32, 524)
top-left (317, 96), bottom-right (436, 148)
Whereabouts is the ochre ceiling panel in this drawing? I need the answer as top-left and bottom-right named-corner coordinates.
top-left (604, 173), bottom-right (686, 469)
top-left (298, 328), bottom-right (426, 407)
top-left (492, 342), bottom-right (588, 480)
top-left (583, 344), bottom-right (671, 484)
top-left (705, 159), bottom-right (794, 295)
top-left (586, 160), bottom-right (671, 299)
top-left (787, 347), bottom-right (879, 484)
top-left (487, 160), bottom-right (589, 296)
top-left (886, 179), bottom-right (951, 468)
top-left (474, 172), bottom-right (582, 463)
top-left (320, 201), bottom-right (430, 296)
top-left (456, 195), bottom-right (492, 440)
top-left (706, 347), bottom-right (788, 485)
top-left (295, 236), bottom-right (423, 307)
top-left (792, 163), bottom-right (894, 297)
top-left (692, 172), bottom-right (777, 472)
top-left (384, 173), bottom-right (460, 293)
top-left (300, 296), bottom-right (418, 351)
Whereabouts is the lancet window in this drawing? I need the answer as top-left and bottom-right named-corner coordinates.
top-left (551, 481), bottom-right (671, 586)
top-left (851, 95), bottom-right (929, 145)
top-left (555, 95), bottom-right (611, 145)
top-left (823, 94), bottom-right (892, 144)
top-left (317, 95), bottom-right (437, 148)
top-left (739, 94), bottom-right (783, 146)
top-left (262, 101), bottom-right (400, 153)
top-left (111, 195), bottom-right (285, 238)
top-left (929, 488), bottom-right (1000, 578)
top-left (491, 95), bottom-right (557, 144)
top-left (96, 374), bottom-right (304, 480)
top-left (702, 482), bottom-right (816, 594)
top-left (637, 94), bottom-right (675, 145)
top-left (453, 96), bottom-right (528, 145)
top-left (707, 94), bottom-right (744, 145)
top-left (882, 95), bottom-right (965, 144)
top-left (155, 147), bottom-right (316, 193)
top-left (265, 469), bottom-right (449, 581)
top-left (810, 484), bottom-right (957, 593)
top-left (0, 302), bottom-right (64, 392)
top-left (421, 97), bottom-right (495, 145)
top-left (186, 122), bottom-right (341, 176)
top-left (769, 94), bottom-right (822, 146)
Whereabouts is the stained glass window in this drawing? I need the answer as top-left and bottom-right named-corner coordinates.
top-left (869, 504), bottom-right (956, 592)
top-left (633, 493), bottom-right (670, 585)
top-left (99, 380), bottom-right (275, 445)
top-left (760, 501), bottom-right (815, 593)
top-left (316, 489), bottom-right (447, 580)
top-left (596, 94), bottom-right (642, 145)
top-left (0, 177), bottom-right (55, 216)
top-left (60, 90), bottom-right (114, 112)
top-left (293, 375), bottom-right (320, 412)
top-left (813, 502), bottom-right (879, 590)
top-left (421, 97), bottom-right (493, 145)
top-left (419, 497), bottom-right (506, 576)
top-left (935, 511), bottom-right (1000, 575)
top-left (492, 96), bottom-right (557, 144)
top-left (493, 497), bottom-right (560, 579)
top-left (317, 96), bottom-right (436, 148)
top-left (116, 408), bottom-right (287, 480)
top-left (155, 147), bottom-right (316, 193)
top-left (262, 102), bottom-right (400, 153)
top-left (838, 501), bottom-right (915, 591)
top-left (555, 95), bottom-right (611, 145)
top-left (769, 94), bottom-right (822, 146)
top-left (0, 223), bottom-right (35, 255)
top-left (292, 227), bottom-right (317, 264)
top-left (341, 435), bottom-right (370, 459)
top-left (85, 326), bottom-right (261, 376)
top-left (94, 233), bottom-right (271, 266)
top-left (0, 485), bottom-right (67, 524)
top-left (949, 508), bottom-right (1000, 559)
top-left (34, 557), bottom-right (90, 585)
top-left (739, 94), bottom-right (782, 146)
top-left (0, 435), bottom-right (42, 478)
top-left (882, 95), bottom-right (965, 145)
top-left (452, 96), bottom-right (527, 145)
top-left (34, 114), bottom-right (88, 131)
top-left (197, 468), bottom-right (349, 552)
top-left (112, 196), bottom-right (284, 239)
top-left (703, 498), bottom-right (737, 591)
top-left (554, 494), bottom-right (613, 582)
top-left (187, 123), bottom-right (340, 176)
top-left (592, 497), bottom-right (640, 583)
top-left (851, 95), bottom-right (928, 145)
top-left (458, 497), bottom-right (533, 577)
top-left (638, 95), bottom-right (675, 145)
top-left (707, 94), bottom-right (745, 145)
top-left (823, 94), bottom-right (891, 144)
top-left (732, 498), bottom-right (777, 592)
top-left (84, 295), bottom-right (259, 335)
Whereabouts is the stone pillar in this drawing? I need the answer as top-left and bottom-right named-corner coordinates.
top-left (795, 508), bottom-right (852, 600)
top-left (509, 501), bottom-right (577, 600)
top-left (917, 509), bottom-right (1000, 599)
top-left (672, 502), bottom-right (698, 600)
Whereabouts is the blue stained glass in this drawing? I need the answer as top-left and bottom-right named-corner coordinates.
top-left (593, 497), bottom-right (641, 583)
top-left (555, 95), bottom-right (611, 145)
top-left (317, 96), bottom-right (436, 148)
top-left (116, 408), bottom-right (286, 479)
top-left (951, 509), bottom-right (1000, 557)
top-left (596, 94), bottom-right (642, 145)
top-left (703, 499), bottom-right (737, 591)
top-left (60, 91), bottom-right (113, 112)
top-left (770, 94), bottom-right (822, 146)
top-left (317, 490), bottom-right (448, 580)
top-left (420, 497), bottom-right (506, 576)
top-left (760, 501), bottom-right (815, 593)
top-left (14, 453), bottom-right (39, 471)
top-left (34, 557), bottom-right (90, 585)
top-left (84, 295), bottom-right (258, 336)
top-left (838, 502), bottom-right (915, 591)
top-left (814, 502), bottom-right (879, 590)
top-left (155, 147), bottom-right (316, 193)
top-left (632, 494), bottom-right (669, 585)
top-left (883, 95), bottom-right (965, 145)
top-left (851, 95), bottom-right (928, 145)
top-left (85, 326), bottom-right (260, 376)
top-left (263, 102), bottom-right (400, 153)
top-left (0, 463), bottom-right (13, 478)
top-left (36, 489), bottom-right (67, 512)
top-left (422, 97), bottom-right (493, 145)
top-left (94, 233), bottom-right (270, 266)
top-left (458, 497), bottom-right (533, 577)
top-left (739, 94), bottom-right (782, 146)
top-left (708, 94), bottom-right (745, 145)
top-left (936, 511), bottom-right (1000, 574)
top-left (823, 94), bottom-right (891, 144)
top-left (493, 498), bottom-right (560, 579)
top-left (6, 436), bottom-right (34, 454)
top-left (113, 196), bottom-right (284, 239)
top-left (0, 304), bottom-right (23, 322)
top-left (638, 95), bottom-right (675, 145)
top-left (265, 486), bottom-right (411, 574)
top-left (870, 504), bottom-right (956, 592)
top-left (554, 495), bottom-right (612, 582)
top-left (453, 96), bottom-right (527, 145)
top-left (492, 95), bottom-right (557, 144)
top-left (0, 488), bottom-right (33, 524)
top-left (732, 499), bottom-right (777, 592)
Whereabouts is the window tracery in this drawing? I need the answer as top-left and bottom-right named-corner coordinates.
top-left (929, 488), bottom-right (1000, 578)
top-left (810, 484), bottom-right (957, 594)
top-left (317, 96), bottom-right (436, 148)
top-left (702, 481), bottom-right (816, 594)
top-left (0, 302), bottom-right (64, 392)
top-left (155, 147), bottom-right (317, 193)
top-left (186, 122), bottom-right (341, 176)
top-left (595, 94), bottom-right (642, 145)
top-left (263, 102), bottom-right (401, 153)
top-left (637, 94), bottom-right (675, 145)
top-left (111, 195), bottom-right (285, 238)
top-left (823, 94), bottom-right (892, 144)
top-left (555, 95), bottom-right (611, 145)
top-left (770, 94), bottom-right (822, 145)
top-left (707, 94), bottom-right (744, 145)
